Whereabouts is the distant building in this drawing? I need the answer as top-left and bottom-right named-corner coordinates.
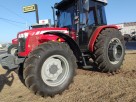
top-left (116, 22), bottom-right (136, 41)
top-left (116, 22), bottom-right (136, 35)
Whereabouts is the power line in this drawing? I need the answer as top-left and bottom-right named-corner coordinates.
top-left (0, 18), bottom-right (26, 29)
top-left (0, 4), bottom-right (32, 24)
top-left (0, 17), bottom-right (26, 24)
top-left (2, 20), bottom-right (25, 28)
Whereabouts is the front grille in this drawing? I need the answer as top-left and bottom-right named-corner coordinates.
top-left (18, 38), bottom-right (26, 52)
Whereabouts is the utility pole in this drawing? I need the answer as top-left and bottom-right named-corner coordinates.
top-left (35, 4), bottom-right (39, 24)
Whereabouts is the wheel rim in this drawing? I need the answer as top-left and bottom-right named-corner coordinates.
top-left (11, 47), bottom-right (17, 55)
top-left (41, 55), bottom-right (69, 87)
top-left (108, 38), bottom-right (123, 64)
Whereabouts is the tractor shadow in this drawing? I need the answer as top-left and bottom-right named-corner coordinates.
top-left (79, 66), bottom-right (101, 72)
top-left (0, 70), bottom-right (14, 92)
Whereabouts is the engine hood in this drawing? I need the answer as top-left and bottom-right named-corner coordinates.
top-left (17, 27), bottom-right (69, 38)
top-left (18, 27), bottom-right (69, 34)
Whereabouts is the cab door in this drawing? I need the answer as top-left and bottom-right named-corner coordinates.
top-left (78, 0), bottom-right (107, 50)
top-left (78, 0), bottom-right (96, 49)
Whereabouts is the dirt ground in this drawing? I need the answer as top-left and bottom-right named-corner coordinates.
top-left (0, 51), bottom-right (136, 102)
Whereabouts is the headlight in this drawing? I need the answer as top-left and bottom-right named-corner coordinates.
top-left (21, 34), bottom-right (24, 38)
top-left (18, 34), bottom-right (22, 38)
top-left (18, 33), bottom-right (29, 38)
top-left (24, 33), bottom-right (28, 38)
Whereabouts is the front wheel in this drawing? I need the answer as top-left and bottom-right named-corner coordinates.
top-left (93, 28), bottom-right (125, 73)
top-left (23, 42), bottom-right (77, 97)
top-left (7, 44), bottom-right (18, 55)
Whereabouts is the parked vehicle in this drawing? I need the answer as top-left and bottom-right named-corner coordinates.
top-left (116, 22), bottom-right (136, 41)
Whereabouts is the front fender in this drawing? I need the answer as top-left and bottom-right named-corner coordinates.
top-left (88, 25), bottom-right (118, 52)
top-left (12, 38), bottom-right (18, 45)
top-left (44, 32), bottom-right (82, 61)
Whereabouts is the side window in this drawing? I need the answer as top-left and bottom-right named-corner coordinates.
top-left (97, 5), bottom-right (107, 25)
top-left (88, 0), bottom-right (95, 26)
top-left (80, 0), bottom-right (96, 26)
top-left (80, 0), bottom-right (89, 27)
top-left (80, 0), bottom-right (107, 26)
top-left (58, 7), bottom-right (74, 28)
top-left (101, 6), bottom-right (107, 24)
top-left (80, 13), bottom-right (86, 25)
top-left (88, 10), bottom-right (95, 25)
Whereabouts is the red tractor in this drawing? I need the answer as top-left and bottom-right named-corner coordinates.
top-left (0, 0), bottom-right (125, 97)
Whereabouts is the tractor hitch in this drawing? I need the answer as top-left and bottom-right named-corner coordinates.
top-left (0, 54), bottom-right (25, 70)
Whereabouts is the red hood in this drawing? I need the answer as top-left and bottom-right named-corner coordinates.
top-left (18, 27), bottom-right (69, 34)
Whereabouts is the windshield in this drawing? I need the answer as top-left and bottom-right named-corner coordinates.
top-left (57, 5), bottom-right (76, 30)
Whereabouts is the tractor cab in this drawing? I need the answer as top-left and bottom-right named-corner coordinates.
top-left (55, 0), bottom-right (107, 49)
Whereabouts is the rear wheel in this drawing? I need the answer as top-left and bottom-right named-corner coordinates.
top-left (93, 28), bottom-right (125, 73)
top-left (23, 42), bottom-right (77, 97)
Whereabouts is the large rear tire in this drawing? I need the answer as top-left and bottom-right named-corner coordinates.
top-left (93, 28), bottom-right (125, 73)
top-left (23, 42), bottom-right (77, 97)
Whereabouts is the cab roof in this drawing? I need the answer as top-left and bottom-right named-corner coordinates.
top-left (55, 0), bottom-right (107, 10)
top-left (54, 0), bottom-right (77, 10)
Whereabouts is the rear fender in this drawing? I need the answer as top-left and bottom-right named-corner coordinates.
top-left (88, 25), bottom-right (118, 52)
top-left (44, 32), bottom-right (82, 61)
